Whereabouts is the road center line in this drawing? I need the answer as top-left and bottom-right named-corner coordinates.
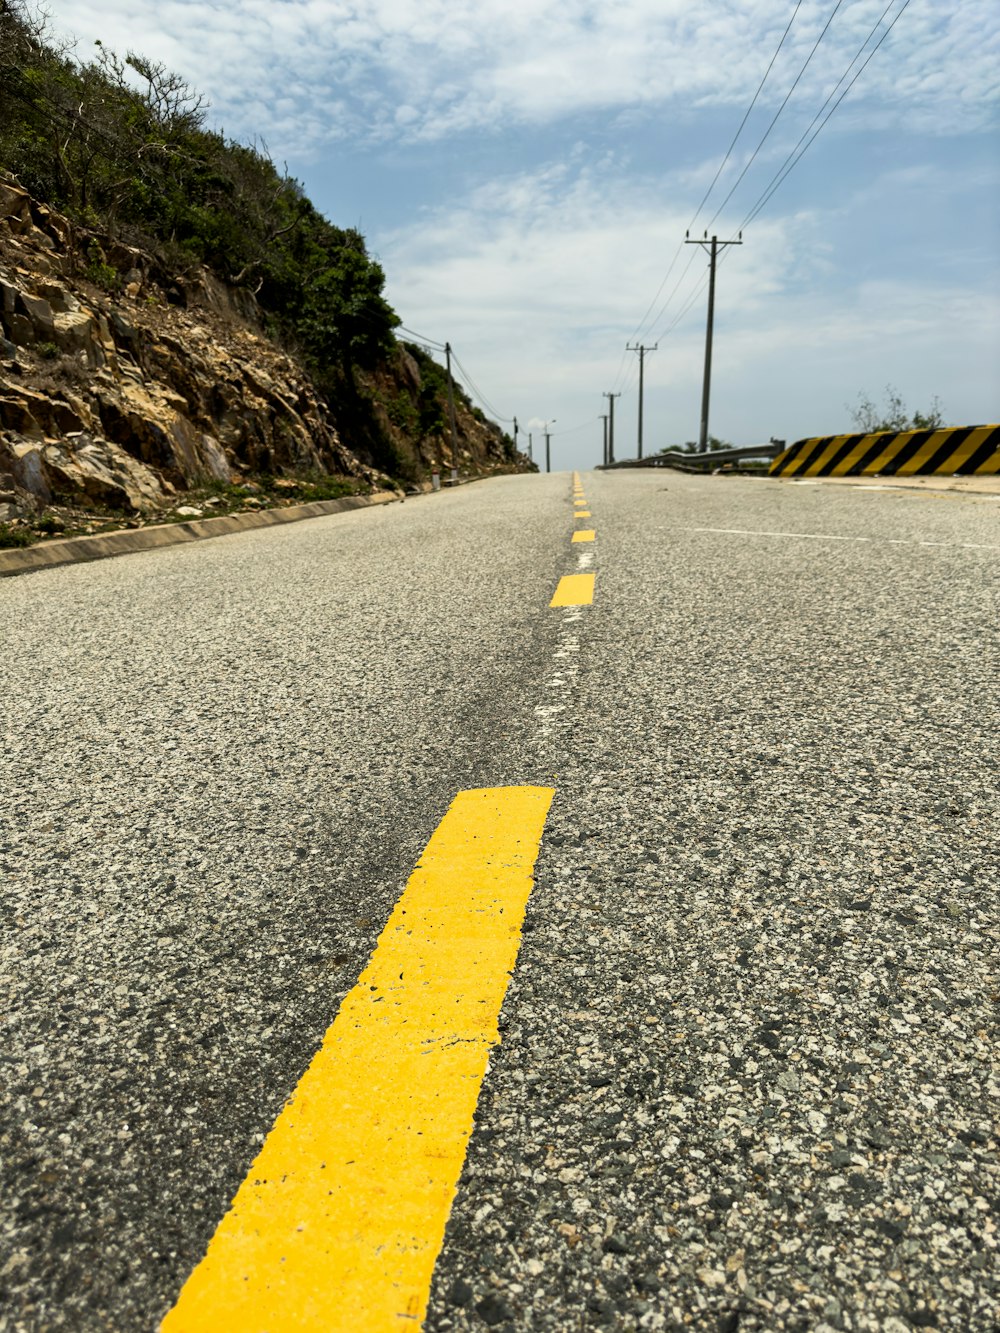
top-left (162, 787), bottom-right (555, 1333)
top-left (550, 574), bottom-right (595, 607)
top-left (572, 530), bottom-right (595, 543)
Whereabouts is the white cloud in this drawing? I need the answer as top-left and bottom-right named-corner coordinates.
top-left (380, 156), bottom-right (999, 465)
top-left (37, 0), bottom-right (999, 468)
top-left (49, 0), bottom-right (1000, 154)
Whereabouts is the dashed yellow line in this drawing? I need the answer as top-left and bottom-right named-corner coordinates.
top-left (163, 787), bottom-right (554, 1333)
top-left (572, 530), bottom-right (595, 543)
top-left (550, 574), bottom-right (595, 606)
top-left (574, 511), bottom-right (591, 519)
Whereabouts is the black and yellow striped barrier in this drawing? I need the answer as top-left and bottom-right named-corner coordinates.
top-left (769, 424), bottom-right (1000, 479)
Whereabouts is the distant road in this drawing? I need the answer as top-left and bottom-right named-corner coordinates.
top-left (3, 471), bottom-right (997, 1332)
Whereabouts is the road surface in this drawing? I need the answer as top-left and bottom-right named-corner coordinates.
top-left (2, 470), bottom-right (997, 1332)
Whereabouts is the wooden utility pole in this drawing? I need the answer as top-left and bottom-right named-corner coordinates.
top-left (685, 232), bottom-right (741, 452)
top-left (444, 342), bottom-right (459, 480)
top-left (599, 413), bottom-right (609, 466)
top-left (626, 343), bottom-right (657, 459)
top-left (603, 392), bottom-right (621, 464)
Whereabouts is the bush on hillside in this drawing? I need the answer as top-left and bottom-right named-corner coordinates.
top-left (0, 0), bottom-right (399, 379)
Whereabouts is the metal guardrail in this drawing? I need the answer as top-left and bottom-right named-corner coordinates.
top-left (597, 442), bottom-right (784, 471)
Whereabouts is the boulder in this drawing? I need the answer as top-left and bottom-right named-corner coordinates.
top-left (17, 291), bottom-right (55, 338)
top-left (1, 438), bottom-right (52, 501)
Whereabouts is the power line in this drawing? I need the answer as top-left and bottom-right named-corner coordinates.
top-left (551, 416), bottom-right (600, 436)
top-left (396, 324), bottom-right (446, 350)
top-left (644, 247), bottom-right (700, 345)
top-left (705, 0), bottom-right (847, 232)
top-left (689, 0), bottom-right (804, 231)
top-left (738, 0), bottom-right (914, 232)
top-left (657, 271), bottom-right (711, 339)
top-left (624, 0), bottom-right (802, 351)
top-left (450, 349), bottom-right (513, 423)
top-left (397, 331), bottom-right (514, 426)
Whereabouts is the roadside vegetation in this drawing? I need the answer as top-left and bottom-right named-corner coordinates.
top-left (0, 0), bottom-right (399, 395)
top-left (847, 386), bottom-right (946, 433)
top-left (0, 474), bottom-right (377, 548)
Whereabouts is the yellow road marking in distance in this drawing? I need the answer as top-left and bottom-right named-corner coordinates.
top-left (163, 787), bottom-right (555, 1333)
top-left (572, 530), bottom-right (595, 543)
top-left (575, 510), bottom-right (591, 519)
top-left (550, 574), bottom-right (595, 606)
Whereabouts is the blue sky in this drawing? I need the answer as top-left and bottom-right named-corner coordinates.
top-left (51, 0), bottom-right (1000, 470)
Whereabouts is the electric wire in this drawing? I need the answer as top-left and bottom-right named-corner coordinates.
top-left (643, 247), bottom-right (700, 344)
top-left (396, 324), bottom-right (446, 350)
top-left (689, 0), bottom-right (804, 231)
top-left (705, 0), bottom-right (847, 231)
top-left (737, 0), bottom-right (914, 232)
top-left (657, 270), bottom-right (711, 340)
top-left (552, 416), bottom-right (601, 436)
top-left (450, 349), bottom-right (513, 423)
top-left (621, 0), bottom-right (803, 357)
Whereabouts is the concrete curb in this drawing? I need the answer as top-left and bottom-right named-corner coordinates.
top-left (0, 490), bottom-right (401, 579)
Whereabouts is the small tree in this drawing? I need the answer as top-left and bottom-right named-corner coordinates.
top-left (849, 385), bottom-right (945, 433)
top-left (299, 239), bottom-right (399, 377)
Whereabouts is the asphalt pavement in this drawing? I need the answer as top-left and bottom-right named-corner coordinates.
top-left (2, 470), bottom-right (997, 1332)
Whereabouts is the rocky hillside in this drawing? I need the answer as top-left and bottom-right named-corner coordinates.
top-left (0, 174), bottom-right (530, 543)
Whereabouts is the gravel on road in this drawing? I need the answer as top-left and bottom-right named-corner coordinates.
top-left (2, 471), bottom-right (997, 1332)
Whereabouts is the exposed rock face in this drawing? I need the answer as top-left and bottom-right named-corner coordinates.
top-left (0, 175), bottom-right (391, 516)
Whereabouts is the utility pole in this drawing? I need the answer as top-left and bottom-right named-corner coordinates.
top-left (685, 232), bottom-right (742, 452)
top-left (513, 416), bottom-right (519, 458)
top-left (603, 392), bottom-right (621, 464)
top-left (527, 432), bottom-right (533, 463)
top-left (444, 342), bottom-right (459, 482)
top-left (625, 342), bottom-right (657, 459)
top-left (543, 420), bottom-right (556, 473)
top-left (599, 414), bottom-right (609, 467)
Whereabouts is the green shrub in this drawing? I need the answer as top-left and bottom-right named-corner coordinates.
top-left (0, 523), bottom-right (34, 548)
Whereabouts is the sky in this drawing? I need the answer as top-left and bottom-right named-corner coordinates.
top-left (48, 0), bottom-right (1000, 470)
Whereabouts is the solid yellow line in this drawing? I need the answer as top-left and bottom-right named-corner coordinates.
top-left (162, 787), bottom-right (554, 1333)
top-left (550, 574), bottom-right (595, 606)
top-left (572, 530), bottom-right (595, 543)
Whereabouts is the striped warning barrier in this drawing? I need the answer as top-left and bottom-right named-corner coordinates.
top-left (769, 424), bottom-right (1000, 479)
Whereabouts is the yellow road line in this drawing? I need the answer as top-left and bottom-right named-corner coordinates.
top-left (550, 574), bottom-right (595, 606)
top-left (575, 510), bottom-right (591, 518)
top-left (572, 530), bottom-right (595, 543)
top-left (163, 787), bottom-right (555, 1333)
